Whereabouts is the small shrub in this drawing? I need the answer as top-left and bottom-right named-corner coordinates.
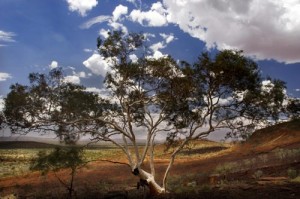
top-left (291, 149), bottom-right (300, 157)
top-left (2, 194), bottom-right (17, 199)
top-left (218, 179), bottom-right (229, 189)
top-left (291, 176), bottom-right (300, 183)
top-left (167, 175), bottom-right (182, 191)
top-left (258, 154), bottom-right (268, 164)
top-left (97, 181), bottom-right (110, 192)
top-left (253, 170), bottom-right (263, 180)
top-left (243, 159), bottom-right (251, 167)
top-left (275, 148), bottom-right (287, 160)
top-left (199, 184), bottom-right (211, 192)
top-left (250, 158), bottom-right (257, 167)
top-left (241, 158), bottom-right (257, 169)
top-left (174, 186), bottom-right (198, 194)
top-left (287, 168), bottom-right (298, 179)
top-left (215, 162), bottom-right (238, 175)
top-left (186, 181), bottom-right (197, 188)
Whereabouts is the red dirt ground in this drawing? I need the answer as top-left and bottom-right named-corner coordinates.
top-left (1, 120), bottom-right (300, 198)
top-left (1, 143), bottom-right (300, 198)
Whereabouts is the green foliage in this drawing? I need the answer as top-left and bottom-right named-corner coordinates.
top-left (215, 162), bottom-right (239, 175)
top-left (291, 176), bottom-right (300, 183)
top-left (30, 146), bottom-right (84, 173)
top-left (2, 31), bottom-right (288, 146)
top-left (287, 168), bottom-right (298, 179)
top-left (258, 154), bottom-right (268, 164)
top-left (167, 174), bottom-right (200, 194)
top-left (2, 68), bottom-right (109, 144)
top-left (171, 49), bottom-right (286, 142)
top-left (252, 170), bottom-right (263, 180)
top-left (274, 148), bottom-right (288, 160)
top-left (195, 50), bottom-right (260, 91)
top-left (30, 146), bottom-right (85, 198)
top-left (199, 184), bottom-right (211, 192)
top-left (98, 31), bottom-right (144, 64)
top-left (287, 99), bottom-right (300, 119)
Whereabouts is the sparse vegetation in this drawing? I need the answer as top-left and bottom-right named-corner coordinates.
top-left (274, 148), bottom-right (288, 160)
top-left (253, 170), bottom-right (264, 180)
top-left (287, 168), bottom-right (298, 179)
top-left (258, 154), bottom-right (269, 164)
top-left (1, 139), bottom-right (300, 198)
top-left (291, 176), bottom-right (300, 183)
top-left (0, 149), bottom-right (37, 178)
top-left (0, 146), bottom-right (124, 178)
top-left (215, 162), bottom-right (238, 175)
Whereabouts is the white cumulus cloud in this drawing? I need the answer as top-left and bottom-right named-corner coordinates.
top-left (163, 0), bottom-right (300, 63)
top-left (143, 33), bottom-right (156, 41)
top-left (160, 33), bottom-right (175, 44)
top-left (83, 54), bottom-right (111, 76)
top-left (86, 87), bottom-right (111, 99)
top-left (149, 33), bottom-right (176, 53)
top-left (113, 5), bottom-right (128, 21)
top-left (49, 61), bottom-right (58, 69)
top-left (129, 2), bottom-right (168, 27)
top-left (73, 71), bottom-right (87, 78)
top-left (108, 21), bottom-right (128, 34)
top-left (64, 75), bottom-right (81, 84)
top-left (147, 50), bottom-right (167, 59)
top-left (0, 72), bottom-right (12, 81)
top-left (153, 51), bottom-right (166, 59)
top-left (81, 4), bottom-right (128, 36)
top-left (0, 96), bottom-right (4, 111)
top-left (129, 54), bottom-right (138, 63)
top-left (86, 87), bottom-right (102, 93)
top-left (150, 42), bottom-right (166, 52)
top-left (99, 29), bottom-right (110, 39)
top-left (66, 0), bottom-right (98, 16)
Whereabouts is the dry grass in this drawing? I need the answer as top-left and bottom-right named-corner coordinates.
top-left (1, 120), bottom-right (300, 198)
top-left (154, 139), bottom-right (234, 160)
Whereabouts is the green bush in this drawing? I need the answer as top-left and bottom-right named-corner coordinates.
top-left (253, 170), bottom-right (263, 180)
top-left (287, 168), bottom-right (298, 179)
top-left (258, 154), bottom-right (268, 164)
top-left (275, 148), bottom-right (288, 160)
top-left (215, 162), bottom-right (238, 175)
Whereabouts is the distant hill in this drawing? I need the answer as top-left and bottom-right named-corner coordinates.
top-left (0, 141), bottom-right (58, 149)
top-left (238, 119), bottom-right (300, 153)
top-left (0, 135), bottom-right (164, 148)
top-left (0, 136), bottom-right (61, 145)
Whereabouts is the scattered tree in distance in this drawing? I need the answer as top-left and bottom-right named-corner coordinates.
top-left (31, 146), bottom-right (85, 198)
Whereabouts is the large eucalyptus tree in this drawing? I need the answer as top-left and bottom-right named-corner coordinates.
top-left (0, 31), bottom-right (286, 194)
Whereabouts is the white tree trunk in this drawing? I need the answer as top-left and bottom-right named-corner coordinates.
top-left (136, 168), bottom-right (165, 195)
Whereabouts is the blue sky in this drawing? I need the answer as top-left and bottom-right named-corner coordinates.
top-left (1, 0), bottom-right (300, 104)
